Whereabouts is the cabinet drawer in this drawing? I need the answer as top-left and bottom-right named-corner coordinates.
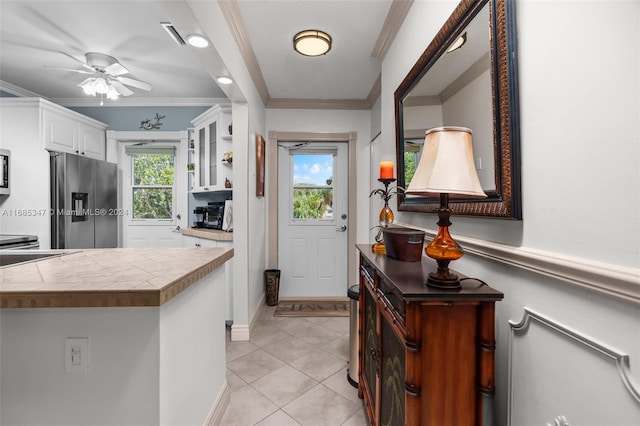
top-left (378, 277), bottom-right (405, 323)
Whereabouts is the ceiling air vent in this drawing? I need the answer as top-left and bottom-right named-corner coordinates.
top-left (161, 22), bottom-right (186, 46)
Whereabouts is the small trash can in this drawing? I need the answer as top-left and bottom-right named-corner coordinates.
top-left (347, 284), bottom-right (359, 388)
top-left (264, 269), bottom-right (281, 306)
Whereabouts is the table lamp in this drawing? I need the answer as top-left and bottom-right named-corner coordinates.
top-left (406, 126), bottom-right (486, 288)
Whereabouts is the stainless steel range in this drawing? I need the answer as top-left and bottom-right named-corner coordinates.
top-left (0, 234), bottom-right (39, 249)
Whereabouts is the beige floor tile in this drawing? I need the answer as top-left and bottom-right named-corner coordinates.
top-left (283, 384), bottom-right (361, 426)
top-left (226, 369), bottom-right (247, 393)
top-left (276, 319), bottom-right (343, 342)
top-left (218, 385), bottom-right (278, 426)
top-left (321, 335), bottom-right (350, 361)
top-left (250, 324), bottom-right (291, 347)
top-left (227, 349), bottom-right (286, 383)
top-left (341, 405), bottom-right (369, 426)
top-left (290, 349), bottom-right (347, 382)
top-left (226, 340), bottom-right (260, 362)
top-left (305, 316), bottom-right (350, 335)
top-left (321, 367), bottom-right (361, 405)
top-left (262, 336), bottom-right (316, 363)
top-left (254, 409), bottom-right (301, 426)
top-left (222, 304), bottom-right (367, 425)
top-left (251, 365), bottom-right (317, 407)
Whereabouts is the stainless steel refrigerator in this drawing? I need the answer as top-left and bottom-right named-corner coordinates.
top-left (50, 152), bottom-right (118, 249)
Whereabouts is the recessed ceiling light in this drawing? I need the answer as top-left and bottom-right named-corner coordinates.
top-left (216, 76), bottom-right (233, 85)
top-left (187, 34), bottom-right (209, 48)
top-left (293, 30), bottom-right (332, 56)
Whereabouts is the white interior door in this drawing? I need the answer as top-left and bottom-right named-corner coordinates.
top-left (277, 142), bottom-right (348, 297)
top-left (120, 142), bottom-right (183, 247)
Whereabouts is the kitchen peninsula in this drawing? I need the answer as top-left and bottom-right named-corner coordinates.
top-left (0, 247), bottom-right (233, 426)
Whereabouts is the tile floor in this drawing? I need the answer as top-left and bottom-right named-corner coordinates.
top-left (220, 305), bottom-right (369, 426)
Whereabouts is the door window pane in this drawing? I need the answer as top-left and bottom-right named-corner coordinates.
top-left (292, 153), bottom-right (334, 220)
top-left (131, 153), bottom-right (175, 220)
top-left (132, 188), bottom-right (173, 219)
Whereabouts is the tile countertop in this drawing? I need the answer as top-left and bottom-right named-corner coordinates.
top-left (0, 247), bottom-right (233, 309)
top-left (180, 228), bottom-right (233, 241)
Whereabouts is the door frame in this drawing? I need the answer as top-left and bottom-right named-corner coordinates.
top-left (267, 131), bottom-right (358, 291)
top-left (106, 130), bottom-right (189, 246)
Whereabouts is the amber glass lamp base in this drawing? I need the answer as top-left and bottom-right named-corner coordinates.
top-left (425, 196), bottom-right (464, 289)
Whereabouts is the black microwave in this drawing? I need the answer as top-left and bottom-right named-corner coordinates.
top-left (203, 203), bottom-right (225, 230)
top-left (0, 149), bottom-right (9, 196)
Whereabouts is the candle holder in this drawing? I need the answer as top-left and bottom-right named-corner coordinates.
top-left (370, 178), bottom-right (403, 254)
top-left (377, 178), bottom-right (396, 227)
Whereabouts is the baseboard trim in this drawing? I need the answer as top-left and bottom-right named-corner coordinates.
top-left (231, 323), bottom-right (250, 341)
top-left (395, 223), bottom-right (640, 305)
top-left (203, 382), bottom-right (230, 426)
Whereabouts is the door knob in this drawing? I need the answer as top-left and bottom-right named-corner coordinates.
top-left (336, 225), bottom-right (347, 232)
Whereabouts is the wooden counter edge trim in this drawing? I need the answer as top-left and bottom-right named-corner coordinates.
top-left (180, 228), bottom-right (233, 241)
top-left (159, 248), bottom-right (234, 305)
top-left (0, 249), bottom-right (234, 309)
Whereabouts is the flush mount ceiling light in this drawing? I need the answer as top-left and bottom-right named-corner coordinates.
top-left (446, 32), bottom-right (467, 53)
top-left (216, 76), bottom-right (233, 85)
top-left (293, 30), bottom-right (332, 56)
top-left (187, 34), bottom-right (209, 48)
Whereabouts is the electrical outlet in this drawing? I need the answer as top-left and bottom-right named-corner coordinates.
top-left (65, 337), bottom-right (88, 373)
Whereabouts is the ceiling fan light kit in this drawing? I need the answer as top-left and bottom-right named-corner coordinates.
top-left (293, 29), bottom-right (332, 56)
top-left (46, 51), bottom-right (152, 102)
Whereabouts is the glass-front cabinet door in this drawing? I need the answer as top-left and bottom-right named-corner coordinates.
top-left (191, 104), bottom-right (232, 192)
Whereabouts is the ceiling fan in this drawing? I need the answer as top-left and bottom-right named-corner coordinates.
top-left (45, 52), bottom-right (152, 98)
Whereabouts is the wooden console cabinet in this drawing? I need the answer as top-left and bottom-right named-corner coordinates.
top-left (357, 245), bottom-right (503, 425)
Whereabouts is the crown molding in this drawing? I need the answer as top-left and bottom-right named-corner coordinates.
top-left (219, 0), bottom-right (270, 105)
top-left (403, 95), bottom-right (442, 107)
top-left (266, 98), bottom-right (371, 110)
top-left (0, 80), bottom-right (45, 98)
top-left (371, 0), bottom-right (413, 60)
top-left (49, 97), bottom-right (225, 108)
top-left (440, 52), bottom-right (491, 103)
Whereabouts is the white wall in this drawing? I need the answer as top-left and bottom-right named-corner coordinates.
top-left (381, 0), bottom-right (640, 425)
top-left (0, 267), bottom-right (227, 426)
top-left (185, 0), bottom-right (269, 340)
top-left (0, 101), bottom-right (51, 248)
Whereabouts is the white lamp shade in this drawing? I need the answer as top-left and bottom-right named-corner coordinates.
top-left (406, 126), bottom-right (487, 198)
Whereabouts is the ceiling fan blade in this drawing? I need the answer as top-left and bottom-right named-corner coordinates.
top-left (59, 51), bottom-right (94, 71)
top-left (110, 80), bottom-right (134, 96)
top-left (44, 66), bottom-right (94, 74)
top-left (105, 62), bottom-right (129, 76)
top-left (76, 78), bottom-right (93, 87)
top-left (117, 76), bottom-right (152, 91)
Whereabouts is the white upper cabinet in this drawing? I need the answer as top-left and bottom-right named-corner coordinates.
top-left (190, 105), bottom-right (232, 193)
top-left (42, 103), bottom-right (107, 160)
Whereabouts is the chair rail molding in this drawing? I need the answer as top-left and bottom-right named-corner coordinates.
top-left (395, 223), bottom-right (640, 305)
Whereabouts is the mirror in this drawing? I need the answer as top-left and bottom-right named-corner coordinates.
top-left (395, 0), bottom-right (521, 219)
